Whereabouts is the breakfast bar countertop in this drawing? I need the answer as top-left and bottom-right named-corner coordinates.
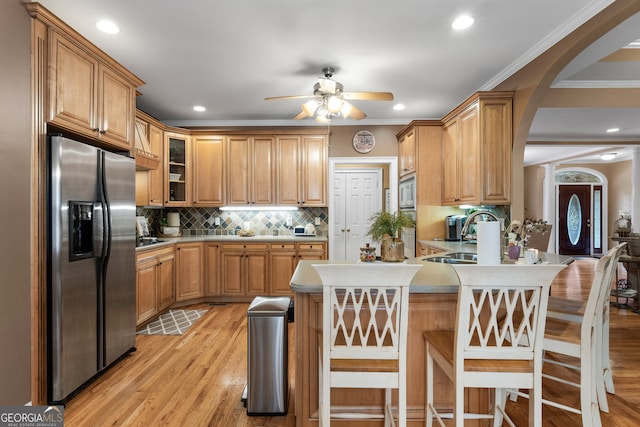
top-left (290, 259), bottom-right (461, 294)
top-left (290, 243), bottom-right (574, 294)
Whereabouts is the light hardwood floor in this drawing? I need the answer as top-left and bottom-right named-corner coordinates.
top-left (63, 258), bottom-right (640, 426)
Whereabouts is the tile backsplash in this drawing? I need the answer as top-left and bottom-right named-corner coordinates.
top-left (137, 207), bottom-right (328, 237)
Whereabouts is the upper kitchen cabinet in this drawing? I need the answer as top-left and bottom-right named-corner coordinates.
top-left (165, 131), bottom-right (191, 207)
top-left (46, 28), bottom-right (142, 153)
top-left (441, 92), bottom-right (512, 206)
top-left (398, 128), bottom-right (416, 177)
top-left (192, 135), bottom-right (226, 207)
top-left (135, 111), bottom-right (164, 207)
top-left (277, 134), bottom-right (328, 207)
top-left (300, 135), bottom-right (328, 206)
top-left (227, 135), bottom-right (275, 206)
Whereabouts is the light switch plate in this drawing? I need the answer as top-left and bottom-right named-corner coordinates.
top-left (214, 217), bottom-right (220, 226)
top-left (315, 217), bottom-right (321, 225)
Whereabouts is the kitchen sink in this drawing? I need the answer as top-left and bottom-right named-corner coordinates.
top-left (447, 252), bottom-right (477, 261)
top-left (423, 252), bottom-right (477, 264)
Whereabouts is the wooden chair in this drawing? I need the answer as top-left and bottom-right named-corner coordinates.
top-left (424, 264), bottom-right (565, 427)
top-left (312, 263), bottom-right (422, 427)
top-left (545, 243), bottom-right (626, 413)
top-left (539, 253), bottom-right (616, 427)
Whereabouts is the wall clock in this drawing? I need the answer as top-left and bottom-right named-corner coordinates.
top-left (352, 130), bottom-right (375, 154)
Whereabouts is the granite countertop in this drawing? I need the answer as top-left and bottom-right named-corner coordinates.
top-left (290, 259), bottom-right (461, 294)
top-left (136, 234), bottom-right (328, 251)
top-left (290, 240), bottom-right (573, 294)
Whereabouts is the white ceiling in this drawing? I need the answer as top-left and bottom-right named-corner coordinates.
top-left (35, 0), bottom-right (640, 166)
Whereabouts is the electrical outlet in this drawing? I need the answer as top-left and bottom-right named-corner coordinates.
top-left (214, 217), bottom-right (220, 226)
top-left (286, 216), bottom-right (292, 227)
top-left (315, 217), bottom-right (321, 226)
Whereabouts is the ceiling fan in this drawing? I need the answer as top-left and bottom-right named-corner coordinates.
top-left (265, 67), bottom-right (394, 122)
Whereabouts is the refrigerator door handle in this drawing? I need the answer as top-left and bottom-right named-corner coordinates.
top-left (93, 202), bottom-right (105, 258)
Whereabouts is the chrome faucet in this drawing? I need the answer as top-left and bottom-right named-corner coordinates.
top-left (460, 211), bottom-right (500, 240)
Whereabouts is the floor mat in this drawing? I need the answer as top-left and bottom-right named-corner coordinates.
top-left (137, 309), bottom-right (207, 335)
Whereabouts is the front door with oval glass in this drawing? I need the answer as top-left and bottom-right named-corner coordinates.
top-left (558, 185), bottom-right (592, 255)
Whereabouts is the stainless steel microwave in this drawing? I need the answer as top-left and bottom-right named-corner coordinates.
top-left (399, 175), bottom-right (416, 210)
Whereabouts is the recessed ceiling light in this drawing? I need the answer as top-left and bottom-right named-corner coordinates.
top-left (393, 103), bottom-right (405, 111)
top-left (96, 20), bottom-right (120, 34)
top-left (452, 15), bottom-right (474, 30)
top-left (600, 153), bottom-right (617, 161)
top-left (193, 106), bottom-right (206, 112)
top-left (606, 127), bottom-right (620, 133)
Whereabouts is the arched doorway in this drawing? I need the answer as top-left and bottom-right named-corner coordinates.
top-left (554, 168), bottom-right (608, 256)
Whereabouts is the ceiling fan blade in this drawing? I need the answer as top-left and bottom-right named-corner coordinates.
top-left (294, 110), bottom-right (309, 120)
top-left (342, 91), bottom-right (394, 101)
top-left (264, 95), bottom-right (315, 101)
top-left (341, 101), bottom-right (366, 120)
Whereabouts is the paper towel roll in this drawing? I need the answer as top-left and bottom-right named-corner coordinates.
top-left (167, 212), bottom-right (180, 227)
top-left (476, 221), bottom-right (502, 265)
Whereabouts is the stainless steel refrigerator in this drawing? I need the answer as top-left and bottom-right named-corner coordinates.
top-left (47, 135), bottom-right (136, 404)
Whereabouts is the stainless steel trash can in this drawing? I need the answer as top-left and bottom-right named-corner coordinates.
top-left (246, 296), bottom-right (290, 415)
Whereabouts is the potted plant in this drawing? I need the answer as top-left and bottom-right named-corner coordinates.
top-left (367, 211), bottom-right (416, 262)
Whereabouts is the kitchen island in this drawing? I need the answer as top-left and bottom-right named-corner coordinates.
top-left (290, 252), bottom-right (573, 426)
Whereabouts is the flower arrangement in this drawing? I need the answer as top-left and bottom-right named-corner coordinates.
top-left (504, 218), bottom-right (550, 247)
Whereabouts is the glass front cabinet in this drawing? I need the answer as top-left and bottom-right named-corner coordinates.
top-left (165, 132), bottom-right (190, 206)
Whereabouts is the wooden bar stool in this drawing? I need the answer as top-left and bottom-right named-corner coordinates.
top-left (313, 263), bottom-right (422, 427)
top-left (424, 264), bottom-right (565, 427)
top-left (546, 243), bottom-right (625, 412)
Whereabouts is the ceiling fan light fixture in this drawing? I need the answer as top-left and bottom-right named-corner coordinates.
top-left (327, 96), bottom-right (343, 113)
top-left (600, 153), bottom-right (617, 161)
top-left (302, 100), bottom-right (318, 115)
top-left (316, 114), bottom-right (331, 123)
top-left (340, 102), bottom-right (353, 118)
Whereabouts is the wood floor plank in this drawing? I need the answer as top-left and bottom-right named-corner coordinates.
top-left (62, 259), bottom-right (640, 426)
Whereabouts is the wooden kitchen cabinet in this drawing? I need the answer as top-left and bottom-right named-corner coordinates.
top-left (269, 243), bottom-right (298, 295)
top-left (165, 132), bottom-right (191, 207)
top-left (398, 128), bottom-right (416, 177)
top-left (48, 29), bottom-right (140, 152)
top-left (192, 135), bottom-right (226, 206)
top-left (204, 242), bottom-right (221, 296)
top-left (136, 256), bottom-right (158, 325)
top-left (175, 243), bottom-right (203, 301)
top-left (157, 251), bottom-right (176, 311)
top-left (220, 243), bottom-right (269, 296)
top-left (135, 113), bottom-right (164, 207)
top-left (297, 242), bottom-right (327, 261)
top-left (276, 135), bottom-right (328, 206)
top-left (136, 245), bottom-right (176, 325)
top-left (441, 92), bottom-right (512, 206)
top-left (227, 136), bottom-right (275, 206)
top-left (300, 135), bottom-right (327, 206)
top-left (442, 105), bottom-right (479, 205)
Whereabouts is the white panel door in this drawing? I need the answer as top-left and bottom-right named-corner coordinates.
top-left (333, 170), bottom-right (382, 260)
